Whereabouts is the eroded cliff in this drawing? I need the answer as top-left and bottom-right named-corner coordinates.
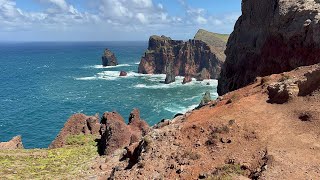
top-left (218, 0), bottom-right (320, 95)
top-left (138, 30), bottom-right (227, 82)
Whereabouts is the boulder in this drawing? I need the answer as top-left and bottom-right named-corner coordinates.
top-left (182, 75), bottom-right (192, 84)
top-left (119, 71), bottom-right (127, 77)
top-left (0, 136), bottom-right (23, 150)
top-left (218, 0), bottom-right (320, 95)
top-left (102, 49), bottom-right (118, 66)
top-left (49, 113), bottom-right (100, 149)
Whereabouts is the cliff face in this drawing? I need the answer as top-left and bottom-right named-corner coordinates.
top-left (138, 33), bottom-right (226, 80)
top-left (102, 49), bottom-right (118, 66)
top-left (218, 0), bottom-right (320, 95)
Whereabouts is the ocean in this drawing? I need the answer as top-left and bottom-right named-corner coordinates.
top-left (0, 42), bottom-right (218, 148)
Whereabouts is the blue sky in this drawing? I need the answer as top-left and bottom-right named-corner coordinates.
top-left (0, 0), bottom-right (241, 41)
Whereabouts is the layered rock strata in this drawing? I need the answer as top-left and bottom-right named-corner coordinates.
top-left (218, 0), bottom-right (320, 95)
top-left (138, 33), bottom-right (226, 83)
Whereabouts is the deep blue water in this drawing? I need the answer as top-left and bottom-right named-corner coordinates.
top-left (0, 42), bottom-right (218, 148)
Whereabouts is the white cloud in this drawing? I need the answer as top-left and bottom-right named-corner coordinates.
top-left (0, 0), bottom-right (241, 40)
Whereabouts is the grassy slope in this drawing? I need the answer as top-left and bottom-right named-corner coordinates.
top-left (0, 135), bottom-right (98, 179)
top-left (194, 29), bottom-right (229, 44)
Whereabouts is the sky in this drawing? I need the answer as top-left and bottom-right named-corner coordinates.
top-left (0, 0), bottom-right (241, 41)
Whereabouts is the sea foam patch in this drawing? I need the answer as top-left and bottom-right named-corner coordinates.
top-left (134, 78), bottom-right (218, 89)
top-left (84, 64), bottom-right (131, 69)
top-left (164, 103), bottom-right (199, 114)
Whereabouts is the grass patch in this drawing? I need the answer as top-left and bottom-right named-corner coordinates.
top-left (66, 134), bottom-right (97, 146)
top-left (194, 29), bottom-right (230, 44)
top-left (0, 135), bottom-right (98, 179)
top-left (208, 164), bottom-right (245, 180)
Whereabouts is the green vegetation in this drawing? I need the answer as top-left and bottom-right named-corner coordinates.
top-left (208, 164), bottom-right (245, 180)
top-left (0, 135), bottom-right (98, 179)
top-left (194, 29), bottom-right (230, 44)
top-left (66, 134), bottom-right (97, 146)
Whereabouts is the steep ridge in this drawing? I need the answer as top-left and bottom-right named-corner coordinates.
top-left (218, 0), bottom-right (320, 95)
top-left (138, 30), bottom-right (227, 82)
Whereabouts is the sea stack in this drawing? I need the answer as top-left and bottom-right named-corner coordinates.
top-left (138, 29), bottom-right (227, 82)
top-left (218, 0), bottom-right (320, 95)
top-left (164, 60), bottom-right (175, 84)
top-left (102, 48), bottom-right (118, 67)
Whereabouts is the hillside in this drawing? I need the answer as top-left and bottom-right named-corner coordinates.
top-left (194, 29), bottom-right (229, 45)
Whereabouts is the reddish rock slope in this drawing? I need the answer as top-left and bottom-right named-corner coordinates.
top-left (93, 63), bottom-right (320, 179)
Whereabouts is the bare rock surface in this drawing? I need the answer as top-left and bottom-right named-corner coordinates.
top-left (0, 136), bottom-right (24, 150)
top-left (138, 30), bottom-right (226, 81)
top-left (218, 0), bottom-right (320, 95)
top-left (102, 49), bottom-right (118, 67)
top-left (99, 109), bottom-right (150, 155)
top-left (49, 113), bottom-right (100, 148)
top-left (93, 63), bottom-right (320, 180)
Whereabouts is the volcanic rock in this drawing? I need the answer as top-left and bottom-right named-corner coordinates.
top-left (99, 109), bottom-right (150, 155)
top-left (138, 30), bottom-right (226, 80)
top-left (196, 68), bottom-right (210, 81)
top-left (119, 71), bottom-right (127, 76)
top-left (0, 136), bottom-right (23, 150)
top-left (49, 113), bottom-right (100, 148)
top-left (99, 112), bottom-right (132, 155)
top-left (218, 0), bottom-right (320, 95)
top-left (182, 75), bottom-right (192, 84)
top-left (102, 49), bottom-right (118, 66)
top-left (164, 60), bottom-right (176, 84)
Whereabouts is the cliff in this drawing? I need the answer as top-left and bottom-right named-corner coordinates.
top-left (138, 30), bottom-right (226, 81)
top-left (3, 1), bottom-right (320, 179)
top-left (218, 0), bottom-right (320, 95)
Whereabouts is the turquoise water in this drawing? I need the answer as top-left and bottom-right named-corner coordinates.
top-left (0, 42), bottom-right (218, 148)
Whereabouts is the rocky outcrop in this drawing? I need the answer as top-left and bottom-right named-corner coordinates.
top-left (0, 136), bottom-right (23, 150)
top-left (138, 31), bottom-right (226, 82)
top-left (99, 109), bottom-right (150, 155)
top-left (119, 71), bottom-right (127, 76)
top-left (267, 64), bottom-right (320, 104)
top-left (164, 60), bottom-right (176, 84)
top-left (195, 68), bottom-right (210, 81)
top-left (218, 0), bottom-right (320, 95)
top-left (102, 49), bottom-right (118, 66)
top-left (49, 114), bottom-right (100, 148)
top-left (182, 75), bottom-right (192, 84)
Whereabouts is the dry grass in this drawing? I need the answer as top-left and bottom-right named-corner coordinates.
top-left (0, 134), bottom-right (98, 179)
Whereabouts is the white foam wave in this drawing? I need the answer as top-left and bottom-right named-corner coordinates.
top-left (134, 79), bottom-right (218, 89)
top-left (84, 64), bottom-right (131, 69)
top-left (134, 62), bottom-right (140, 65)
top-left (164, 104), bottom-right (198, 114)
top-left (75, 77), bottom-right (98, 81)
